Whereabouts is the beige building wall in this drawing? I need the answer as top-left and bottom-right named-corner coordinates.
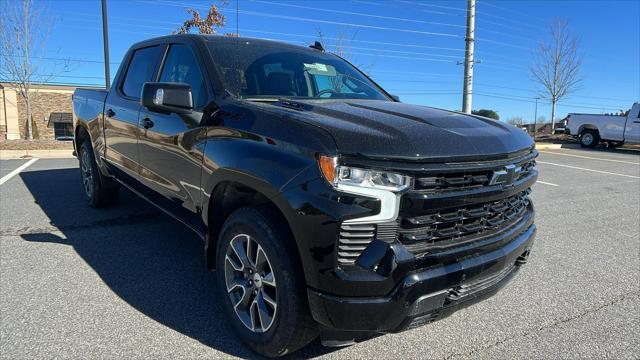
top-left (1, 88), bottom-right (21, 140)
top-left (1, 83), bottom-right (76, 140)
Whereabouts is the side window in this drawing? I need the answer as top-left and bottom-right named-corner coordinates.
top-left (159, 44), bottom-right (207, 108)
top-left (122, 46), bottom-right (162, 99)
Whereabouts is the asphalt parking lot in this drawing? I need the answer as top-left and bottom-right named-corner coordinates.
top-left (1, 147), bottom-right (639, 359)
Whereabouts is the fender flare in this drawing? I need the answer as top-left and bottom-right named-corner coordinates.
top-left (201, 167), bottom-right (307, 269)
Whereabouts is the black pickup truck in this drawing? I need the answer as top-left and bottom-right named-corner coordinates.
top-left (73, 34), bottom-right (537, 357)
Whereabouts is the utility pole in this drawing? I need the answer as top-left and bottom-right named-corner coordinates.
top-left (533, 97), bottom-right (540, 140)
top-left (101, 0), bottom-right (110, 90)
top-left (461, 0), bottom-right (476, 114)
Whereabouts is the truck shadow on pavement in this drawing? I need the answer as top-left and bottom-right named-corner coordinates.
top-left (18, 167), bottom-right (333, 359)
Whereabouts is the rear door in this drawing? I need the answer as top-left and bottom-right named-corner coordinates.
top-left (137, 42), bottom-right (210, 229)
top-left (104, 45), bottom-right (163, 180)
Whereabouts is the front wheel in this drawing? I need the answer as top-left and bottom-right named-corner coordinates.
top-left (580, 129), bottom-right (599, 148)
top-left (216, 207), bottom-right (318, 357)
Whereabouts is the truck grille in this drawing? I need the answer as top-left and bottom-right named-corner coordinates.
top-left (336, 150), bottom-right (537, 266)
top-left (400, 189), bottom-right (531, 254)
top-left (338, 222), bottom-right (398, 265)
top-left (414, 159), bottom-right (536, 194)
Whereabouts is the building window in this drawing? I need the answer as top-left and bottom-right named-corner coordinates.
top-left (53, 122), bottom-right (73, 140)
top-left (48, 112), bottom-right (74, 141)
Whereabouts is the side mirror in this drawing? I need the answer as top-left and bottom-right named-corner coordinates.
top-left (142, 82), bottom-right (193, 114)
top-left (390, 94), bottom-right (400, 102)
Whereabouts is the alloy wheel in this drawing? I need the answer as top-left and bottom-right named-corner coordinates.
top-left (224, 233), bottom-right (277, 333)
top-left (80, 150), bottom-right (94, 197)
top-left (582, 133), bottom-right (594, 146)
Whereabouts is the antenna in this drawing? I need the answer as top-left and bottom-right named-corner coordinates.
top-left (309, 41), bottom-right (324, 52)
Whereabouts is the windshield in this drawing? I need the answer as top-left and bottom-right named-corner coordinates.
top-left (207, 39), bottom-right (390, 101)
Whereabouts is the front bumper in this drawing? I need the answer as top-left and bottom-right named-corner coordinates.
top-left (308, 222), bottom-right (536, 333)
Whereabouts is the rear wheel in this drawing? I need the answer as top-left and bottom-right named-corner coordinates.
top-left (580, 129), bottom-right (599, 148)
top-left (78, 141), bottom-right (119, 207)
top-left (216, 207), bottom-right (317, 357)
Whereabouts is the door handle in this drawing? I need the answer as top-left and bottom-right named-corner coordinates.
top-left (106, 108), bottom-right (115, 118)
top-left (633, 120), bottom-right (640, 123)
top-left (143, 117), bottom-right (154, 129)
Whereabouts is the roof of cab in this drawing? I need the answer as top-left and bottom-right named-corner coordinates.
top-left (130, 34), bottom-right (320, 54)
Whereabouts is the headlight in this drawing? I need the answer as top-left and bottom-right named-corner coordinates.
top-left (318, 155), bottom-right (411, 192)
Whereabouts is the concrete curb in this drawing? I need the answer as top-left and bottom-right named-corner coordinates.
top-left (0, 149), bottom-right (75, 160)
top-left (534, 143), bottom-right (564, 150)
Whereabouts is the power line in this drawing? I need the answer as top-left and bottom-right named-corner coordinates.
top-left (53, 10), bottom-right (469, 53)
top-left (1, 54), bottom-right (120, 65)
top-left (417, 8), bottom-right (463, 17)
top-left (473, 92), bottom-right (625, 110)
top-left (143, 0), bottom-right (460, 38)
top-left (56, 6), bottom-right (540, 62)
top-left (476, 17), bottom-right (537, 33)
top-left (475, 10), bottom-right (538, 29)
top-left (395, 0), bottom-right (466, 12)
top-left (382, 79), bottom-right (634, 105)
top-left (351, 0), bottom-right (385, 6)
top-left (238, 28), bottom-right (465, 51)
top-left (250, 0), bottom-right (466, 29)
top-left (57, 16), bottom-right (530, 69)
top-left (477, 0), bottom-right (546, 23)
top-left (475, 37), bottom-right (534, 51)
top-left (475, 26), bottom-right (537, 43)
top-left (0, 79), bottom-right (104, 87)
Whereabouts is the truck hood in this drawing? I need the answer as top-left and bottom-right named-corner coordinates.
top-left (280, 100), bottom-right (534, 161)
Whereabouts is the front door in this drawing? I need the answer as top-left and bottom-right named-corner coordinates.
top-left (104, 45), bottom-right (163, 180)
top-left (138, 43), bottom-right (210, 230)
top-left (625, 111), bottom-right (640, 144)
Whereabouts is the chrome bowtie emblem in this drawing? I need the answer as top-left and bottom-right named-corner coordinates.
top-left (489, 164), bottom-right (521, 186)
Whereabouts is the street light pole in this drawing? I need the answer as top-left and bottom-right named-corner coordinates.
top-left (101, 0), bottom-right (110, 90)
top-left (533, 97), bottom-right (540, 140)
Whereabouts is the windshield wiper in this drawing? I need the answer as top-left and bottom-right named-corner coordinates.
top-left (242, 98), bottom-right (280, 102)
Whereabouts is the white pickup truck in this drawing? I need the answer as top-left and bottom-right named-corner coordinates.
top-left (566, 102), bottom-right (640, 147)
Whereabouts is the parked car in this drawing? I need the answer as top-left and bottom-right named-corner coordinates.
top-left (566, 103), bottom-right (640, 147)
top-left (72, 35), bottom-right (538, 357)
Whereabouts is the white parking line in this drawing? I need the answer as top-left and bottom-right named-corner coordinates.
top-left (537, 181), bottom-right (559, 187)
top-left (538, 150), bottom-right (640, 165)
top-left (0, 158), bottom-right (39, 186)
top-left (538, 161), bottom-right (640, 179)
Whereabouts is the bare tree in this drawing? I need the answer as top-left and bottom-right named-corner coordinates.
top-left (315, 29), bottom-right (377, 93)
top-left (506, 116), bottom-right (524, 126)
top-left (176, 2), bottom-right (227, 35)
top-left (530, 19), bottom-right (582, 131)
top-left (316, 29), bottom-right (377, 74)
top-left (0, 0), bottom-right (60, 139)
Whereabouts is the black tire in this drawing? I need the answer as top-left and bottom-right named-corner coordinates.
top-left (216, 206), bottom-right (318, 357)
top-left (78, 141), bottom-right (119, 207)
top-left (580, 129), bottom-right (599, 148)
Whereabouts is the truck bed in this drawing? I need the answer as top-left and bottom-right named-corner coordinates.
top-left (567, 113), bottom-right (626, 141)
top-left (73, 88), bottom-right (108, 126)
